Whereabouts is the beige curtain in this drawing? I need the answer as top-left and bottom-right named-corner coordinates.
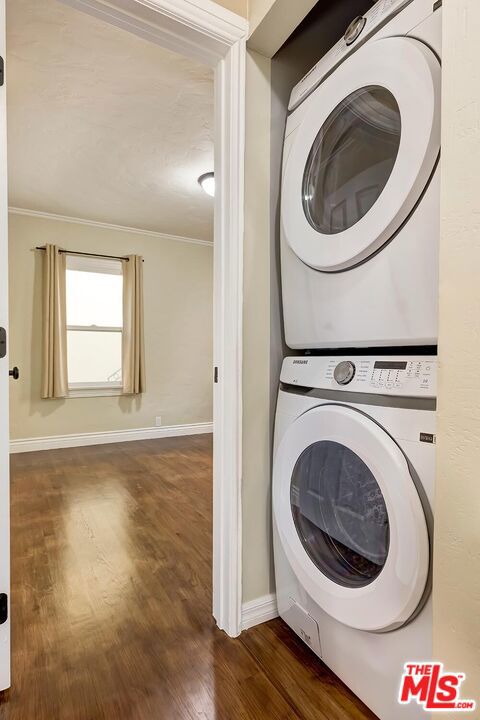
top-left (122, 255), bottom-right (145, 394)
top-left (41, 244), bottom-right (68, 399)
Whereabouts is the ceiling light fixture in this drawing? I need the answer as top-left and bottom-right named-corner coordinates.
top-left (198, 172), bottom-right (215, 197)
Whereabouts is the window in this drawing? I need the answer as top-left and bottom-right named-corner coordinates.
top-left (66, 255), bottom-right (123, 395)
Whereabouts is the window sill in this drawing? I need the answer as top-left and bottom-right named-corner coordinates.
top-left (68, 386), bottom-right (123, 399)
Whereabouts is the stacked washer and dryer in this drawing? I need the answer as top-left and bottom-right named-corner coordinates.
top-left (273, 1), bottom-right (441, 718)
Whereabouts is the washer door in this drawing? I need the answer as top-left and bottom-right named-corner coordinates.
top-left (282, 36), bottom-right (441, 272)
top-left (273, 404), bottom-right (430, 632)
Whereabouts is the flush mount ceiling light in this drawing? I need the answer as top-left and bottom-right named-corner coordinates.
top-left (198, 172), bottom-right (215, 197)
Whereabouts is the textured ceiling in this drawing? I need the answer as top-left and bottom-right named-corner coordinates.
top-left (6, 0), bottom-right (214, 241)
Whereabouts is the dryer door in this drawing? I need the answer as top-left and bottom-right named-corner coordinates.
top-left (273, 404), bottom-right (430, 632)
top-left (282, 36), bottom-right (440, 272)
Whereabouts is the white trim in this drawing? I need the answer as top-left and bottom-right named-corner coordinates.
top-left (10, 422), bottom-right (213, 454)
top-left (241, 594), bottom-right (279, 631)
top-left (0, 0), bottom-right (10, 690)
top-left (59, 0), bottom-right (247, 66)
top-left (53, 0), bottom-right (246, 638)
top-left (8, 207), bottom-right (213, 247)
top-left (67, 385), bottom-right (123, 398)
top-left (211, 35), bottom-right (245, 639)
top-left (67, 326), bottom-right (122, 332)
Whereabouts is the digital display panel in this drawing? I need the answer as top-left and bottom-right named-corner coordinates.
top-left (374, 361), bottom-right (408, 370)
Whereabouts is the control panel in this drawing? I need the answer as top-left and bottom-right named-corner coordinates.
top-left (289, 0), bottom-right (414, 111)
top-left (281, 357), bottom-right (436, 399)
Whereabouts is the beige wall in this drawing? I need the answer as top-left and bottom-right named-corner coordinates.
top-left (433, 0), bottom-right (480, 700)
top-left (8, 213), bottom-right (213, 440)
top-left (248, 0), bottom-right (275, 33)
top-left (248, 0), bottom-right (318, 58)
top-left (241, 0), bottom-right (320, 609)
top-left (213, 0), bottom-right (247, 18)
top-left (243, 49), bottom-right (275, 602)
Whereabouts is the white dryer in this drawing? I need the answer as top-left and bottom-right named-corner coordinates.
top-left (281, 0), bottom-right (441, 349)
top-left (273, 355), bottom-right (436, 720)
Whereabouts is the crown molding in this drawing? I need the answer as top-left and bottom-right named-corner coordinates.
top-left (8, 207), bottom-right (213, 247)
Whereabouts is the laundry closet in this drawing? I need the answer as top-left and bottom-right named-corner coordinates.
top-left (264, 2), bottom-right (442, 719)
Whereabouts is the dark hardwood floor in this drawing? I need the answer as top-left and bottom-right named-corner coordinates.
top-left (0, 435), bottom-right (376, 720)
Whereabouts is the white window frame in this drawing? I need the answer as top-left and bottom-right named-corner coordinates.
top-left (66, 254), bottom-right (124, 397)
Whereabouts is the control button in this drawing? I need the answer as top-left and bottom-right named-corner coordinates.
top-left (334, 361), bottom-right (356, 386)
top-left (344, 15), bottom-right (367, 45)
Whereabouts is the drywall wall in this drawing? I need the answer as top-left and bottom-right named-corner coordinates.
top-left (213, 0), bottom-right (247, 18)
top-left (433, 0), bottom-right (480, 700)
top-left (8, 212), bottom-right (213, 440)
top-left (248, 0), bottom-right (276, 32)
top-left (248, 0), bottom-right (318, 57)
top-left (243, 48), bottom-right (275, 602)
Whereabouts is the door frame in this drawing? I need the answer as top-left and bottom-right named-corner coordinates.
top-left (0, 0), bottom-right (10, 691)
top-left (59, 0), bottom-right (248, 637)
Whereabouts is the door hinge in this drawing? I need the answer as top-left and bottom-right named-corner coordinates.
top-left (0, 594), bottom-right (8, 625)
top-left (0, 328), bottom-right (6, 359)
top-left (0, 57), bottom-right (4, 87)
top-left (214, 367), bottom-right (219, 384)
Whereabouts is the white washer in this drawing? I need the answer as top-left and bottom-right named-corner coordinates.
top-left (281, 0), bottom-right (441, 349)
top-left (273, 355), bottom-right (436, 720)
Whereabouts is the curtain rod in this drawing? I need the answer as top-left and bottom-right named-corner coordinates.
top-left (35, 247), bottom-right (144, 262)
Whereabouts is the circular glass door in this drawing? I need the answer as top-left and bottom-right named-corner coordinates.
top-left (302, 86), bottom-right (401, 235)
top-left (273, 404), bottom-right (430, 632)
top-left (291, 440), bottom-right (389, 589)
top-left (281, 37), bottom-right (441, 272)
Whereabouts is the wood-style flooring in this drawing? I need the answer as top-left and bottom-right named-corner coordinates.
top-left (0, 435), bottom-right (377, 720)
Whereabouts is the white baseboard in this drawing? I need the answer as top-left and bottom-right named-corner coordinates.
top-left (241, 593), bottom-right (278, 631)
top-left (10, 422), bottom-right (213, 454)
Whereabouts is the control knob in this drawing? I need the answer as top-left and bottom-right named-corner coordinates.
top-left (344, 16), bottom-right (367, 45)
top-left (334, 361), bottom-right (356, 386)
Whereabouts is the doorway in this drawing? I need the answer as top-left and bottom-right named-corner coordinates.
top-left (0, 0), bottom-right (247, 693)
